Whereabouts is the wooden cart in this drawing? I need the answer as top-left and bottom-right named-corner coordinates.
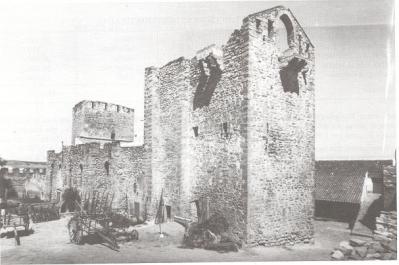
top-left (0, 209), bottom-right (30, 239)
top-left (67, 190), bottom-right (138, 250)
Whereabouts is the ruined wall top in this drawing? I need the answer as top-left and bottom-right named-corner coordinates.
top-left (145, 6), bottom-right (313, 73)
top-left (244, 5), bottom-right (314, 48)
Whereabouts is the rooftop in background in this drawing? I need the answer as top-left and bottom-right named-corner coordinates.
top-left (3, 160), bottom-right (46, 169)
top-left (315, 160), bottom-right (392, 204)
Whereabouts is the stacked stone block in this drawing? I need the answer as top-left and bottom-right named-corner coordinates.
top-left (144, 5), bottom-right (315, 245)
top-left (46, 142), bottom-right (147, 218)
top-left (72, 100), bottom-right (135, 145)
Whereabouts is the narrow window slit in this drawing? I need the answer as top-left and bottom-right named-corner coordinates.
top-left (221, 122), bottom-right (229, 138)
top-left (104, 161), bottom-right (110, 175)
top-left (267, 20), bottom-right (274, 38)
top-left (256, 19), bottom-right (261, 30)
top-left (193, 126), bottom-right (199, 137)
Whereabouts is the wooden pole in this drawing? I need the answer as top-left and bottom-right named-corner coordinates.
top-left (90, 191), bottom-right (96, 215)
top-left (108, 193), bottom-right (114, 212)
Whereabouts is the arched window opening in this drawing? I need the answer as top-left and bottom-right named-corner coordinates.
top-left (111, 131), bottom-right (115, 140)
top-left (133, 182), bottom-right (137, 193)
top-left (274, 14), bottom-right (294, 53)
top-left (79, 164), bottom-right (83, 173)
top-left (104, 161), bottom-right (110, 175)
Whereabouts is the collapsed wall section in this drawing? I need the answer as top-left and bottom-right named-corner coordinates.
top-left (144, 5), bottom-right (315, 245)
top-left (187, 31), bottom-right (250, 241)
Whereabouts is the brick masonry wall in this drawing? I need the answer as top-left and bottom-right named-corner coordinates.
top-left (46, 143), bottom-right (147, 218)
top-left (245, 7), bottom-right (315, 245)
top-left (72, 100), bottom-right (135, 145)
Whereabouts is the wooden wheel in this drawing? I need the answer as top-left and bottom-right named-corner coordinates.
top-left (68, 217), bottom-right (84, 244)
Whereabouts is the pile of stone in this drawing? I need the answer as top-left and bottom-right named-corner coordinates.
top-left (331, 211), bottom-right (397, 260)
top-left (182, 213), bottom-right (241, 252)
top-left (374, 211), bottom-right (397, 251)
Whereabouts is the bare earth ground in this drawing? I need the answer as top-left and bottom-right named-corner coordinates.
top-left (0, 216), bottom-right (369, 264)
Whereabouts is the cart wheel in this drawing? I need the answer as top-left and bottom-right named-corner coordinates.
top-left (68, 217), bottom-right (83, 244)
top-left (130, 229), bottom-right (139, 241)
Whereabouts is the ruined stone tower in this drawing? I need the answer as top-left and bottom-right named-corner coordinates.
top-left (72, 100), bottom-right (135, 145)
top-left (144, 6), bottom-right (315, 245)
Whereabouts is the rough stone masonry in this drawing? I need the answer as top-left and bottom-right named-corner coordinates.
top-left (46, 5), bottom-right (315, 246)
top-left (144, 6), bottom-right (315, 246)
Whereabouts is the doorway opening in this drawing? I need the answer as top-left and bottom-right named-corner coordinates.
top-left (134, 202), bottom-right (140, 219)
top-left (166, 205), bottom-right (172, 219)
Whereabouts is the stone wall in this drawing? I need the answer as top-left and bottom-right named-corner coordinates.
top-left (144, 58), bottom-right (192, 219)
top-left (46, 142), bottom-right (147, 218)
top-left (187, 35), bottom-right (250, 242)
top-left (72, 100), bottom-right (135, 145)
top-left (144, 5), bottom-right (315, 245)
top-left (245, 7), bottom-right (315, 245)
top-left (0, 161), bottom-right (47, 200)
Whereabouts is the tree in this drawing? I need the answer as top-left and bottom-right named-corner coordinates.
top-left (0, 157), bottom-right (6, 167)
top-left (0, 157), bottom-right (9, 207)
top-left (0, 157), bottom-right (17, 205)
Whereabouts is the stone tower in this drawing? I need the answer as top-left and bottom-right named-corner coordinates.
top-left (72, 100), bottom-right (135, 145)
top-left (144, 6), bottom-right (315, 245)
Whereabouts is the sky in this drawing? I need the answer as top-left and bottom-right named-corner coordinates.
top-left (0, 0), bottom-right (396, 161)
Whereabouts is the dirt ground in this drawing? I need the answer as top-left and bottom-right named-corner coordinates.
top-left (0, 215), bottom-right (371, 264)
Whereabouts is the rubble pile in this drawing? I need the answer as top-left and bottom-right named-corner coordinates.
top-left (331, 211), bottom-right (397, 260)
top-left (182, 213), bottom-right (241, 252)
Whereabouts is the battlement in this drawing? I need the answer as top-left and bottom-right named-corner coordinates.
top-left (1, 166), bottom-right (46, 175)
top-left (49, 141), bottom-right (144, 158)
top-left (73, 100), bottom-right (134, 115)
top-left (72, 100), bottom-right (135, 145)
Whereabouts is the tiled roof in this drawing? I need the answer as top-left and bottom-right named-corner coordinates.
top-left (315, 161), bottom-right (371, 204)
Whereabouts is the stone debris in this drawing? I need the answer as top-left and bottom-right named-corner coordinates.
top-left (338, 240), bottom-right (353, 255)
top-left (349, 238), bottom-right (366, 246)
top-left (354, 246), bottom-right (368, 258)
top-left (182, 213), bottom-right (240, 252)
top-left (331, 250), bottom-right (345, 260)
top-left (331, 211), bottom-right (397, 260)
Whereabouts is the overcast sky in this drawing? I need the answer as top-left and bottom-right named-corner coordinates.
top-left (0, 0), bottom-right (395, 161)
